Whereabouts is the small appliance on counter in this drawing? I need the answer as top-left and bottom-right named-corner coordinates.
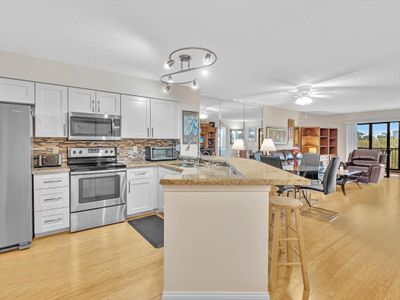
top-left (37, 154), bottom-right (63, 167)
top-left (145, 146), bottom-right (177, 161)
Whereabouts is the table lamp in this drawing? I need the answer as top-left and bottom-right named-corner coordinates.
top-left (232, 139), bottom-right (245, 157)
top-left (260, 138), bottom-right (276, 155)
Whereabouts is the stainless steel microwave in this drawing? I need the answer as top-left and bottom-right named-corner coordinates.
top-left (68, 112), bottom-right (121, 141)
top-left (145, 146), bottom-right (177, 161)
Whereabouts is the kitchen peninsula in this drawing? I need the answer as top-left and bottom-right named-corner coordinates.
top-left (160, 157), bottom-right (309, 300)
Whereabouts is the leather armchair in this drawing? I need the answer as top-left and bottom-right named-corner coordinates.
top-left (346, 150), bottom-right (385, 183)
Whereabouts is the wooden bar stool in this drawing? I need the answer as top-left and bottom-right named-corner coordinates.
top-left (269, 196), bottom-right (310, 291)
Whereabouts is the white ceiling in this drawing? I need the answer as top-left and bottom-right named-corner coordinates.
top-left (1, 0), bottom-right (400, 114)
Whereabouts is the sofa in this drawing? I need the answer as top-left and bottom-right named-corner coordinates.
top-left (345, 149), bottom-right (386, 183)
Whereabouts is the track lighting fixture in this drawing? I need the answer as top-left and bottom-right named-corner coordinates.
top-left (160, 47), bottom-right (217, 91)
top-left (164, 84), bottom-right (171, 93)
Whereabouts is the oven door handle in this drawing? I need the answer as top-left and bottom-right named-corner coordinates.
top-left (70, 169), bottom-right (127, 176)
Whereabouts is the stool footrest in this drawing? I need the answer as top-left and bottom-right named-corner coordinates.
top-left (277, 262), bottom-right (302, 266)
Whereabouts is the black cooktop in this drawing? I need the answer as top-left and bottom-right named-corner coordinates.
top-left (69, 162), bottom-right (127, 173)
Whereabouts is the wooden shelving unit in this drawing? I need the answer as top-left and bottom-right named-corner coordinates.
top-left (301, 127), bottom-right (320, 154)
top-left (200, 122), bottom-right (218, 155)
top-left (300, 127), bottom-right (338, 156)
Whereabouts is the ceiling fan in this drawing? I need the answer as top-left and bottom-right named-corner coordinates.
top-left (292, 85), bottom-right (331, 106)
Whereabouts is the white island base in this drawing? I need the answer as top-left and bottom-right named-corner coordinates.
top-left (162, 184), bottom-right (271, 300)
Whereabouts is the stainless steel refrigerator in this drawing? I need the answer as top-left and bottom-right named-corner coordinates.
top-left (0, 103), bottom-right (32, 252)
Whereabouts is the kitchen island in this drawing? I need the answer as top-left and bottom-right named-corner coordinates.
top-left (160, 157), bottom-right (309, 300)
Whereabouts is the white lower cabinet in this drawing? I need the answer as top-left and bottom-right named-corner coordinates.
top-left (34, 207), bottom-right (70, 235)
top-left (33, 173), bottom-right (70, 236)
top-left (127, 168), bottom-right (157, 216)
top-left (158, 167), bottom-right (181, 212)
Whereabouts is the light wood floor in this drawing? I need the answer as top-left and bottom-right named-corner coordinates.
top-left (1, 178), bottom-right (400, 300)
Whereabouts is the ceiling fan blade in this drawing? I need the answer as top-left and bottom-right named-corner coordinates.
top-left (312, 85), bottom-right (400, 92)
top-left (310, 94), bottom-right (332, 99)
top-left (239, 88), bottom-right (294, 99)
top-left (312, 56), bottom-right (396, 86)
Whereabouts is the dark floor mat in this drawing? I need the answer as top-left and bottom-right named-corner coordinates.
top-left (128, 215), bottom-right (164, 248)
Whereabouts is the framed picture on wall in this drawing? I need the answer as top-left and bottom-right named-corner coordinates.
top-left (294, 127), bottom-right (300, 147)
top-left (266, 127), bottom-right (288, 145)
top-left (288, 119), bottom-right (295, 140)
top-left (182, 111), bottom-right (199, 144)
top-left (247, 127), bottom-right (256, 142)
top-left (258, 128), bottom-right (264, 150)
top-left (230, 129), bottom-right (243, 144)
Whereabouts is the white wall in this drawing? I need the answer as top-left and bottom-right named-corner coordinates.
top-left (0, 50), bottom-right (200, 112)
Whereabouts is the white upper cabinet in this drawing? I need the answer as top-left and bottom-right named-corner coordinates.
top-left (121, 95), bottom-right (151, 138)
top-left (0, 78), bottom-right (34, 104)
top-left (68, 88), bottom-right (120, 115)
top-left (35, 83), bottom-right (68, 137)
top-left (95, 91), bottom-right (121, 115)
top-left (150, 99), bottom-right (179, 139)
top-left (68, 88), bottom-right (96, 113)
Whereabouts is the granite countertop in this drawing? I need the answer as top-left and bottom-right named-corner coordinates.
top-left (159, 157), bottom-right (310, 186)
top-left (32, 158), bottom-right (309, 187)
top-left (32, 160), bottom-right (183, 175)
top-left (32, 164), bottom-right (71, 175)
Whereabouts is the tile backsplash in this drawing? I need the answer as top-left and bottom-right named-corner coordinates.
top-left (33, 138), bottom-right (179, 165)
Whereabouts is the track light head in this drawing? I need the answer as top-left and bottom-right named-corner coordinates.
top-left (191, 79), bottom-right (198, 90)
top-left (203, 52), bottom-right (211, 65)
top-left (164, 84), bottom-right (171, 93)
top-left (164, 59), bottom-right (175, 69)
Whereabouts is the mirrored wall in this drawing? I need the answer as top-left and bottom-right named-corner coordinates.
top-left (200, 97), bottom-right (263, 157)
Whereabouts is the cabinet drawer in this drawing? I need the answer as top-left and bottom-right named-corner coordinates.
top-left (34, 187), bottom-right (69, 212)
top-left (34, 207), bottom-right (70, 235)
top-left (128, 168), bottom-right (153, 179)
top-left (34, 173), bottom-right (69, 190)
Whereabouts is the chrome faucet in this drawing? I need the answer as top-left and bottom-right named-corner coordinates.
top-left (184, 140), bottom-right (205, 164)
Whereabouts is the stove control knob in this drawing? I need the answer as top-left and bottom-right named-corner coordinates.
top-left (79, 150), bottom-right (82, 154)
top-left (110, 150), bottom-right (113, 154)
top-left (72, 150), bottom-right (76, 154)
top-left (105, 150), bottom-right (109, 154)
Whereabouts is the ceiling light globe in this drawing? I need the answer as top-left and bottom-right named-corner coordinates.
top-left (200, 112), bottom-right (208, 120)
top-left (295, 96), bottom-right (313, 106)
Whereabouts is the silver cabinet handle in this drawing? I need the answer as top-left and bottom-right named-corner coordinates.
top-left (152, 127), bottom-right (154, 137)
top-left (147, 127), bottom-right (150, 137)
top-left (43, 180), bottom-right (62, 184)
top-left (43, 197), bottom-right (62, 202)
top-left (97, 100), bottom-right (100, 112)
top-left (134, 172), bottom-right (148, 176)
top-left (128, 181), bottom-right (131, 193)
top-left (63, 123), bottom-right (67, 136)
top-left (92, 99), bottom-right (95, 112)
top-left (44, 218), bottom-right (62, 224)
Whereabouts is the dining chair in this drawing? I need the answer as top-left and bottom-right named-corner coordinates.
top-left (301, 153), bottom-right (320, 180)
top-left (260, 155), bottom-right (294, 196)
top-left (295, 156), bottom-right (341, 221)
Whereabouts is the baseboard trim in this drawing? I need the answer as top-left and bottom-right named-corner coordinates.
top-left (162, 291), bottom-right (270, 300)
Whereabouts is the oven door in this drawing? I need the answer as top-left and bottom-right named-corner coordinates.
top-left (70, 170), bottom-right (127, 213)
top-left (68, 112), bottom-right (121, 141)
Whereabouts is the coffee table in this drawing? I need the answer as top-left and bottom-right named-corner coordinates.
top-left (336, 170), bottom-right (363, 196)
